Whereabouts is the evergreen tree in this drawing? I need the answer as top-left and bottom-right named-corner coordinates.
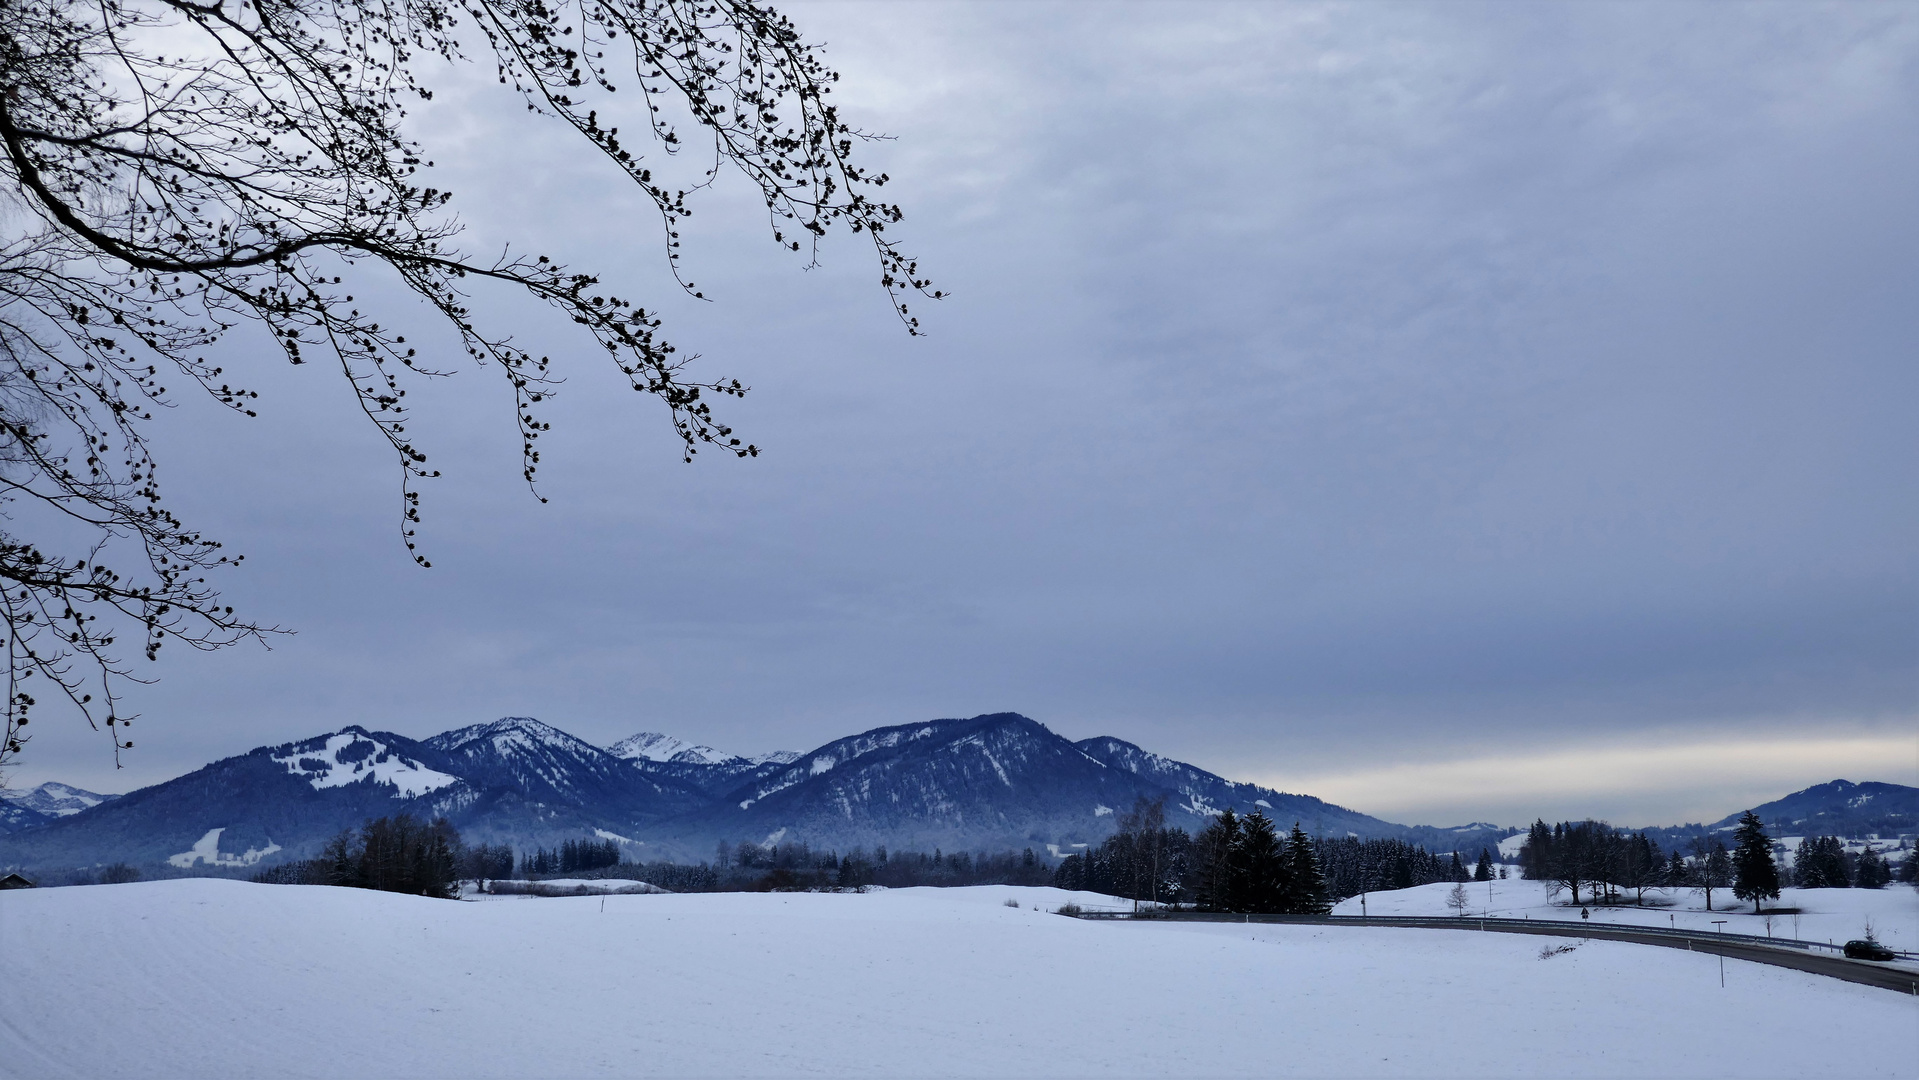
top-left (1238, 811), bottom-right (1285, 913)
top-left (1665, 848), bottom-right (1689, 889)
top-left (1519, 820), bottom-right (1554, 881)
top-left (1195, 809), bottom-right (1244, 912)
top-left (1794, 836), bottom-right (1850, 888)
top-left (317, 830), bottom-right (352, 887)
top-left (1730, 810), bottom-right (1780, 913)
top-left (1855, 850), bottom-right (1889, 889)
top-left (1473, 849), bottom-right (1493, 882)
top-left (1448, 851), bottom-right (1467, 883)
top-left (1284, 824), bottom-right (1332, 914)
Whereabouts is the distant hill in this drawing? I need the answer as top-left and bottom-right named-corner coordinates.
top-left (0, 799), bottom-right (54, 835)
top-left (1708, 779), bottom-right (1919, 838)
top-left (2, 781), bottom-right (118, 818)
top-left (604, 731), bottom-right (800, 797)
top-left (1545, 779), bottom-right (1919, 855)
top-left (0, 712), bottom-right (1493, 874)
top-left (13, 711), bottom-right (1898, 879)
top-left (0, 782), bottom-right (119, 836)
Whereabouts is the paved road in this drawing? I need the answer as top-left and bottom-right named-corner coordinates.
top-left (1078, 912), bottom-right (1919, 996)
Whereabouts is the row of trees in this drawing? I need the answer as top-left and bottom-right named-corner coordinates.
top-left (1791, 837), bottom-right (1904, 889)
top-left (1052, 801), bottom-right (1333, 914)
top-left (1518, 820), bottom-right (1677, 906)
top-left (1189, 808), bottom-right (1332, 914)
top-left (628, 842), bottom-right (1051, 892)
top-left (254, 814), bottom-right (462, 898)
top-left (1050, 798), bottom-right (1190, 904)
top-left (252, 816), bottom-right (1919, 905)
top-left (1318, 837), bottom-right (1471, 899)
top-left (1518, 811), bottom-right (1787, 912)
top-left (519, 838), bottom-right (622, 877)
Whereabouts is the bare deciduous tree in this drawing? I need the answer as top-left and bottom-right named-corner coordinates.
top-left (0, 0), bottom-right (933, 769)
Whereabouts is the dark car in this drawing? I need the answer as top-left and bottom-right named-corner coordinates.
top-left (1843, 939), bottom-right (1896, 962)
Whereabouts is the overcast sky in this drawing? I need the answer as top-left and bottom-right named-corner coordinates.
top-left (11, 1), bottom-right (1916, 828)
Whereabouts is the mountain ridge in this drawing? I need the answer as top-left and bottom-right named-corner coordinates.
top-left (2, 714), bottom-right (1908, 876)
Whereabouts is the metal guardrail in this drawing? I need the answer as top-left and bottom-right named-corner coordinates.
top-left (1063, 910), bottom-right (1919, 960)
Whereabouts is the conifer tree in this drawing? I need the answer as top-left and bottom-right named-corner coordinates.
top-left (1519, 820), bottom-right (1554, 881)
top-left (1730, 811), bottom-right (1781, 913)
top-left (1794, 836), bottom-right (1850, 888)
top-left (1665, 848), bottom-right (1689, 889)
top-left (1196, 809), bottom-right (1243, 912)
top-left (1284, 823), bottom-right (1332, 914)
top-left (1473, 849), bottom-right (1493, 882)
top-left (1238, 811), bottom-right (1285, 913)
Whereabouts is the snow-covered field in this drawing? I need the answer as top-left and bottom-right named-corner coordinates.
top-left (2, 880), bottom-right (1913, 1079)
top-left (1332, 878), bottom-right (1919, 954)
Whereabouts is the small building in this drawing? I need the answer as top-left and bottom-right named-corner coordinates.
top-left (0, 873), bottom-right (36, 889)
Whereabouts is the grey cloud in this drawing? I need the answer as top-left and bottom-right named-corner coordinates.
top-left (16, 3), bottom-right (1914, 824)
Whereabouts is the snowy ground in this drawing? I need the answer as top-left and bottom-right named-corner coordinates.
top-left (2, 880), bottom-right (1913, 1079)
top-left (1332, 878), bottom-right (1919, 954)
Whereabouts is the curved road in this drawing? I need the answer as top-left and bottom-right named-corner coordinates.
top-left (1079, 912), bottom-right (1919, 995)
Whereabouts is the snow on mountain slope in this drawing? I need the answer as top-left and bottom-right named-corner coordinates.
top-left (428, 717), bottom-right (642, 799)
top-left (0, 799), bottom-right (53, 835)
top-left (165, 827), bottom-right (283, 869)
top-left (606, 731), bottom-right (736, 765)
top-left (2, 879), bottom-right (1909, 1080)
top-left (607, 732), bottom-right (799, 767)
top-left (271, 730), bottom-right (461, 798)
top-left (424, 717), bottom-right (706, 824)
top-left (1708, 779), bottom-right (1919, 834)
top-left (655, 714), bottom-right (1193, 854)
top-left (0, 782), bottom-right (119, 818)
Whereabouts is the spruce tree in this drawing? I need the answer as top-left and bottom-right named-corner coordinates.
top-left (1519, 820), bottom-right (1554, 881)
top-left (1284, 824), bottom-right (1332, 914)
top-left (1729, 811), bottom-right (1780, 914)
top-left (1666, 848), bottom-right (1689, 889)
top-left (1239, 811), bottom-right (1285, 913)
top-left (1473, 849), bottom-right (1493, 882)
top-left (1856, 851), bottom-right (1888, 889)
top-left (1196, 809), bottom-right (1244, 912)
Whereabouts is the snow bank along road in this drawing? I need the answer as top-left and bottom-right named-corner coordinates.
top-left (1332, 878), bottom-right (1918, 953)
top-left (2, 880), bottom-right (1913, 1079)
top-left (1075, 911), bottom-right (1919, 994)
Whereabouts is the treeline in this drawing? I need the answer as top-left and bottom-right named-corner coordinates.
top-left (515, 838), bottom-right (1054, 893)
top-left (519, 838), bottom-right (621, 876)
top-left (1517, 815), bottom-right (1918, 911)
top-left (253, 814), bottom-right (462, 898)
top-left (1317, 837), bottom-right (1486, 899)
top-left (1052, 802), bottom-right (1334, 913)
top-left (1790, 836), bottom-right (1908, 889)
top-left (709, 838), bottom-right (1050, 891)
top-left (1518, 820), bottom-right (1678, 906)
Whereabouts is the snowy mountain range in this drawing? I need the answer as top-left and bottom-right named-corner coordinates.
top-left (4, 712), bottom-right (1906, 879)
top-left (0, 782), bottom-right (119, 833)
top-left (2, 712), bottom-right (1443, 873)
